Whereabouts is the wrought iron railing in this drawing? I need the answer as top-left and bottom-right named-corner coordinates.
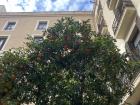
top-left (125, 42), bottom-right (140, 81)
top-left (98, 16), bottom-right (107, 34)
top-left (112, 0), bottom-right (134, 34)
top-left (125, 42), bottom-right (140, 61)
top-left (107, 0), bottom-right (111, 8)
top-left (97, 1), bottom-right (106, 34)
top-left (97, 1), bottom-right (102, 14)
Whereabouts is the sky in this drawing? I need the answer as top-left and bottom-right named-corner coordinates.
top-left (0, 0), bottom-right (93, 12)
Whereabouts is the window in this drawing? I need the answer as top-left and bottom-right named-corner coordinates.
top-left (133, 30), bottom-right (140, 56)
top-left (36, 21), bottom-right (48, 30)
top-left (136, 41), bottom-right (140, 52)
top-left (0, 37), bottom-right (7, 50)
top-left (4, 22), bottom-right (16, 30)
top-left (125, 26), bottom-right (140, 60)
top-left (34, 36), bottom-right (43, 43)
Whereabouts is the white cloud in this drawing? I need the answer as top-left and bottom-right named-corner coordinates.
top-left (52, 0), bottom-right (70, 11)
top-left (52, 0), bottom-right (92, 11)
top-left (0, 0), bottom-right (93, 12)
top-left (82, 4), bottom-right (93, 11)
top-left (68, 3), bottom-right (79, 11)
top-left (24, 0), bottom-right (36, 12)
top-left (0, 0), bottom-right (23, 12)
top-left (43, 0), bottom-right (53, 11)
top-left (0, 0), bottom-right (36, 12)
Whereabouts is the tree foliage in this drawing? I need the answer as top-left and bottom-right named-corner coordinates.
top-left (0, 17), bottom-right (136, 105)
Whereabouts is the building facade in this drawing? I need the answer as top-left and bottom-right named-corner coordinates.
top-left (0, 6), bottom-right (95, 105)
top-left (0, 10), bottom-right (94, 52)
top-left (0, 1), bottom-right (140, 104)
top-left (93, 0), bottom-right (140, 105)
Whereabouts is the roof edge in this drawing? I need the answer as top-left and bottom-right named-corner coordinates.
top-left (0, 11), bottom-right (93, 17)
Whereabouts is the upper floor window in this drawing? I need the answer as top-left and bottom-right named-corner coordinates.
top-left (4, 22), bottom-right (16, 30)
top-left (36, 21), bottom-right (48, 30)
top-left (133, 29), bottom-right (140, 55)
top-left (34, 36), bottom-right (43, 43)
top-left (0, 37), bottom-right (7, 50)
top-left (125, 26), bottom-right (140, 61)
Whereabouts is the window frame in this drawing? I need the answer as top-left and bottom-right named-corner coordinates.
top-left (0, 36), bottom-right (8, 51)
top-left (35, 20), bottom-right (48, 31)
top-left (3, 21), bottom-right (17, 31)
top-left (33, 35), bottom-right (44, 43)
top-left (126, 25), bottom-right (140, 60)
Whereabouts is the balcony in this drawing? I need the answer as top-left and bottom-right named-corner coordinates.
top-left (96, 1), bottom-right (103, 23)
top-left (121, 72), bottom-right (140, 105)
top-left (124, 26), bottom-right (140, 105)
top-left (112, 0), bottom-right (136, 39)
top-left (96, 1), bottom-right (106, 34)
top-left (97, 1), bottom-right (102, 14)
top-left (125, 42), bottom-right (140, 61)
top-left (98, 16), bottom-right (107, 34)
top-left (107, 0), bottom-right (117, 10)
top-left (125, 42), bottom-right (140, 105)
top-left (96, 9), bottom-right (103, 26)
top-left (125, 27), bottom-right (140, 61)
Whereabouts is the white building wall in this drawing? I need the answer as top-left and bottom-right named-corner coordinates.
top-left (100, 0), bottom-right (115, 37)
top-left (98, 0), bottom-right (140, 104)
top-left (132, 0), bottom-right (140, 17)
top-left (99, 0), bottom-right (126, 53)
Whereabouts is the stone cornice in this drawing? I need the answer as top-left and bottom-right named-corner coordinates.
top-left (0, 11), bottom-right (93, 17)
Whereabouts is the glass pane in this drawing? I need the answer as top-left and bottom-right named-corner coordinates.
top-left (0, 39), bottom-right (4, 46)
top-left (0, 37), bottom-right (7, 50)
top-left (34, 36), bottom-right (43, 43)
top-left (37, 21), bottom-right (47, 30)
top-left (5, 22), bottom-right (16, 30)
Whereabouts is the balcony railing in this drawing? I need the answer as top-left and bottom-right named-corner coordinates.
top-left (97, 1), bottom-right (102, 14)
top-left (98, 16), bottom-right (107, 34)
top-left (112, 0), bottom-right (134, 34)
top-left (125, 42), bottom-right (140, 81)
top-left (107, 0), bottom-right (111, 7)
top-left (125, 42), bottom-right (140, 61)
top-left (107, 0), bottom-right (117, 10)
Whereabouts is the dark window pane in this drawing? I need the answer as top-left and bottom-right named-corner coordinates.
top-left (37, 21), bottom-right (47, 30)
top-left (34, 36), bottom-right (43, 43)
top-left (0, 37), bottom-right (7, 50)
top-left (4, 22), bottom-right (16, 30)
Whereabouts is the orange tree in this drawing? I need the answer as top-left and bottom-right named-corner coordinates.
top-left (0, 17), bottom-right (136, 105)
